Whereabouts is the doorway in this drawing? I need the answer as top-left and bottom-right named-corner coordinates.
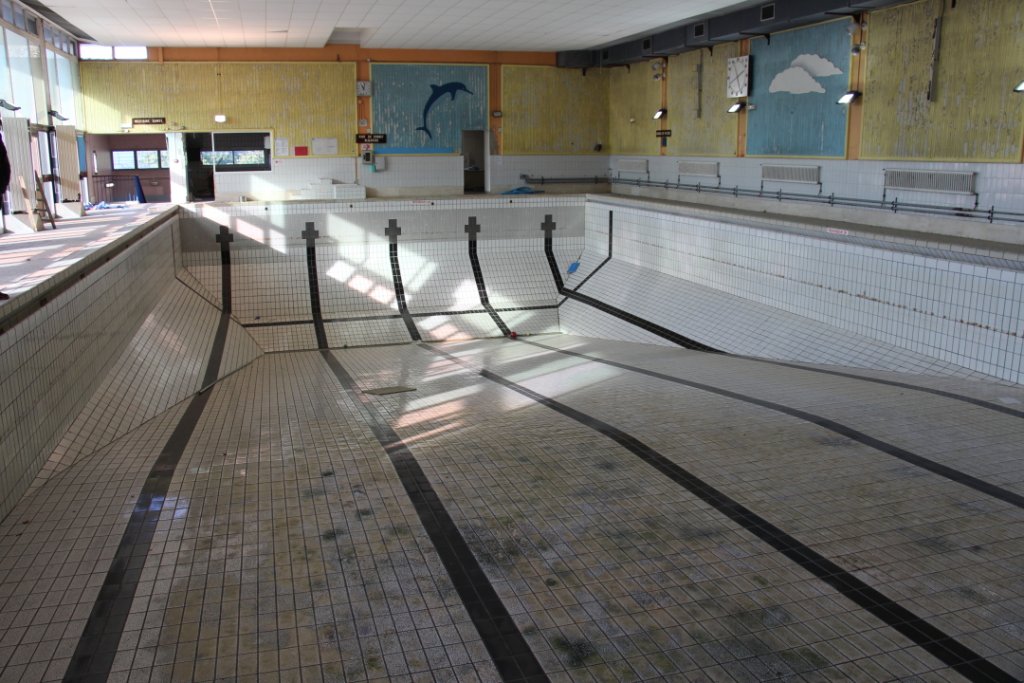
top-left (462, 130), bottom-right (485, 193)
top-left (184, 133), bottom-right (214, 201)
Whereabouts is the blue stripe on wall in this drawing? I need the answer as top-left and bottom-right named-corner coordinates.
top-left (746, 19), bottom-right (852, 157)
top-left (371, 64), bottom-right (488, 154)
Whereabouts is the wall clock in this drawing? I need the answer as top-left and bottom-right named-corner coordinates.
top-left (726, 56), bottom-right (750, 98)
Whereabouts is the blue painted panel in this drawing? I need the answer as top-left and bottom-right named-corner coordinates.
top-left (747, 20), bottom-right (851, 157)
top-left (371, 64), bottom-right (487, 154)
top-left (77, 134), bottom-right (87, 171)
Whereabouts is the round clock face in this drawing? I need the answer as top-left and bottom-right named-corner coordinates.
top-left (727, 56), bottom-right (749, 98)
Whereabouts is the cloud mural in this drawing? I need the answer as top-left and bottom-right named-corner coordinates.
top-left (747, 19), bottom-right (851, 156)
top-left (791, 53), bottom-right (843, 78)
top-left (769, 66), bottom-right (826, 94)
top-left (769, 53), bottom-right (844, 94)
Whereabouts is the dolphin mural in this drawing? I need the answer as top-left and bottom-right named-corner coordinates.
top-left (416, 82), bottom-right (473, 139)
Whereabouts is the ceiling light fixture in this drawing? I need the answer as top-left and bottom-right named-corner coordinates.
top-left (727, 102), bottom-right (745, 113)
top-left (653, 108), bottom-right (667, 120)
top-left (214, 114), bottom-right (227, 123)
top-left (837, 90), bottom-right (861, 105)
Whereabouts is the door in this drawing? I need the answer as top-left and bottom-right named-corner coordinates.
top-left (461, 130), bottom-right (485, 193)
top-left (165, 133), bottom-right (187, 203)
top-left (184, 132), bottom-right (214, 201)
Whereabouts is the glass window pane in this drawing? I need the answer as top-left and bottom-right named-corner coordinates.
top-left (112, 151), bottom-right (136, 170)
top-left (113, 45), bottom-right (147, 60)
top-left (25, 15), bottom-right (36, 35)
top-left (159, 150), bottom-right (169, 167)
top-left (1, 1), bottom-right (12, 24)
top-left (79, 43), bottom-right (112, 60)
top-left (13, 4), bottom-right (24, 29)
top-left (233, 150), bottom-right (266, 165)
top-left (56, 53), bottom-right (76, 125)
top-left (0, 30), bottom-right (10, 103)
top-left (201, 150), bottom-right (233, 166)
top-left (136, 150), bottom-right (159, 169)
top-left (5, 29), bottom-right (36, 121)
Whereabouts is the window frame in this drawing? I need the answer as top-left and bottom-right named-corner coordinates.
top-left (110, 149), bottom-right (170, 171)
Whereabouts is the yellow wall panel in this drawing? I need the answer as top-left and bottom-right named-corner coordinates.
top-left (665, 44), bottom-right (738, 157)
top-left (81, 62), bottom-right (357, 156)
top-left (861, 0), bottom-right (1024, 161)
top-left (608, 64), bottom-right (662, 156)
top-left (501, 65), bottom-right (608, 155)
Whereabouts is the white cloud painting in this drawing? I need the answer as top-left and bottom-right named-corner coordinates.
top-left (790, 54), bottom-right (842, 77)
top-left (768, 53), bottom-right (843, 95)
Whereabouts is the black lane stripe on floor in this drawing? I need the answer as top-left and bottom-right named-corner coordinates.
top-left (386, 219), bottom-right (422, 342)
top-left (519, 338), bottom-right (1024, 510)
top-left (570, 210), bottom-right (613, 293)
top-left (64, 312), bottom-right (231, 683)
top-left (465, 216), bottom-right (511, 336)
top-left (215, 224), bottom-right (233, 313)
top-left (422, 343), bottom-right (1015, 683)
top-left (302, 222), bottom-right (328, 349)
top-left (566, 289), bottom-right (722, 353)
top-left (539, 215), bottom-right (719, 353)
top-left (319, 350), bottom-right (549, 683)
top-left (241, 306), bottom-right (561, 329)
top-left (755, 358), bottom-right (1024, 420)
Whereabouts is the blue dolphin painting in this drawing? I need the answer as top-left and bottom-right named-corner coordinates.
top-left (416, 82), bottom-right (473, 139)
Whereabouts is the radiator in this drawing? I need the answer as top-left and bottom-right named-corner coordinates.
top-left (883, 169), bottom-right (976, 195)
top-left (761, 164), bottom-right (821, 184)
top-left (677, 161), bottom-right (720, 178)
top-left (614, 158), bottom-right (649, 174)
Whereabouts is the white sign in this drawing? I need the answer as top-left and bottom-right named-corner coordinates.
top-left (274, 138), bottom-right (289, 157)
top-left (311, 137), bottom-right (338, 155)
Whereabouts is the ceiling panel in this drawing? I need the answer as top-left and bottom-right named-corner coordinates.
top-left (40, 0), bottom-right (758, 50)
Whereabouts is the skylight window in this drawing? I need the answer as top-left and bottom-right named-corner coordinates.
top-left (79, 44), bottom-right (147, 60)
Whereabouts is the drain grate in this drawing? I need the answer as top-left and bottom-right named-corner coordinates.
top-left (363, 386), bottom-right (417, 396)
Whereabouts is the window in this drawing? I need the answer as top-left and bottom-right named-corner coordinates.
top-left (111, 149), bottom-right (169, 170)
top-left (136, 150), bottom-right (159, 169)
top-left (111, 150), bottom-right (136, 170)
top-left (198, 132), bottom-right (272, 172)
top-left (113, 45), bottom-right (147, 60)
top-left (159, 150), bottom-right (168, 167)
top-left (79, 44), bottom-right (111, 60)
top-left (80, 44), bottom-right (147, 60)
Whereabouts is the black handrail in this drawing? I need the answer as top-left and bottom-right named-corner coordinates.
top-left (519, 173), bottom-right (1024, 225)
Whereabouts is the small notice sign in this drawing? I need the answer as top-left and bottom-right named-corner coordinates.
top-left (655, 129), bottom-right (672, 138)
top-left (132, 117), bottom-right (166, 125)
top-left (356, 133), bottom-right (387, 144)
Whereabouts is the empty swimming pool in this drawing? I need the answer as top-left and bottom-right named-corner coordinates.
top-left (1, 197), bottom-right (1023, 681)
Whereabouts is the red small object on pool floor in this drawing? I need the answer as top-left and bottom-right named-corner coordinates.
top-left (509, 331), bottom-right (518, 339)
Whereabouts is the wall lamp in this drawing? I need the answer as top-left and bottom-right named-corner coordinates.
top-left (47, 109), bottom-right (69, 121)
top-left (213, 114), bottom-right (227, 123)
top-left (653, 108), bottom-right (667, 120)
top-left (0, 99), bottom-right (20, 111)
top-left (1014, 80), bottom-right (1024, 93)
top-left (837, 91), bottom-right (861, 105)
top-left (727, 102), bottom-right (745, 113)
